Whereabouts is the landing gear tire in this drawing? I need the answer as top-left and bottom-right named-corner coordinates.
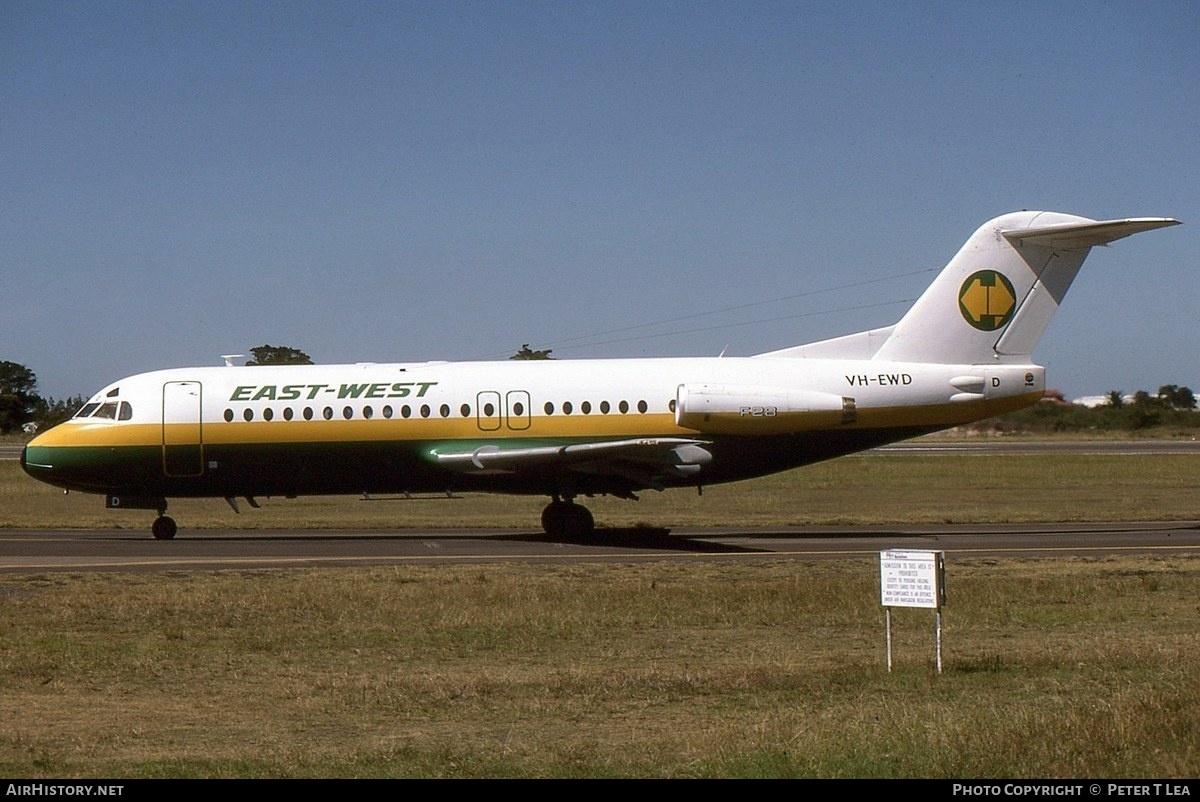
top-left (152, 515), bottom-right (178, 540)
top-left (541, 500), bottom-right (595, 540)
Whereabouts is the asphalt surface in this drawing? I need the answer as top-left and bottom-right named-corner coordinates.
top-left (2, 521), bottom-right (1199, 573)
top-left (4, 438), bottom-right (1198, 573)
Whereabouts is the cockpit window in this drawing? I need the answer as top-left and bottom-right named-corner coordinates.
top-left (92, 402), bottom-right (119, 419)
top-left (73, 399), bottom-right (134, 420)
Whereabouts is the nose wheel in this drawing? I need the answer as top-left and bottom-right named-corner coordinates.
top-left (152, 515), bottom-right (178, 540)
top-left (541, 499), bottom-right (595, 539)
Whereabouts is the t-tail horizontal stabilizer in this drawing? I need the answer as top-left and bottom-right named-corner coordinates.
top-left (1001, 217), bottom-right (1180, 250)
top-left (867, 212), bottom-right (1179, 365)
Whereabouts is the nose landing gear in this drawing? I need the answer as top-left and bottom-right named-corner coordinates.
top-left (151, 515), bottom-right (178, 540)
top-left (105, 495), bottom-right (177, 540)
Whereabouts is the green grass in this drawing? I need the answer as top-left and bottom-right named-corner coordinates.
top-left (1, 446), bottom-right (1198, 777)
top-left (0, 558), bottom-right (1196, 777)
top-left (4, 451), bottom-right (1200, 530)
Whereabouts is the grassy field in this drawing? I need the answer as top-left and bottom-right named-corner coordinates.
top-left (0, 558), bottom-right (1196, 778)
top-left (4, 451), bottom-right (1200, 531)
top-left (1, 446), bottom-right (1198, 777)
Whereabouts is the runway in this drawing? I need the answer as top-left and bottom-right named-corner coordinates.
top-left (5, 438), bottom-right (1199, 573)
top-left (2, 521), bottom-right (1198, 573)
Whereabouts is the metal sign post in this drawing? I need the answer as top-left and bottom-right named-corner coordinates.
top-left (880, 550), bottom-right (946, 673)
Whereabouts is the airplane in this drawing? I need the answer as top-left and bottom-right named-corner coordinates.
top-left (21, 211), bottom-right (1180, 540)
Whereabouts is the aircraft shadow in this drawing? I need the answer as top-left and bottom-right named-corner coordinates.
top-left (96, 526), bottom-right (933, 553)
top-left (492, 527), bottom-right (764, 553)
top-left (93, 527), bottom-right (763, 552)
top-left (496, 526), bottom-right (949, 551)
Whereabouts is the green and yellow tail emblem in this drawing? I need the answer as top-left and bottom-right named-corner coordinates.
top-left (958, 270), bottom-right (1017, 331)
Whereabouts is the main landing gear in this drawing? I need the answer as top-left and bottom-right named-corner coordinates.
top-left (152, 514), bottom-right (178, 540)
top-left (541, 497), bottom-right (595, 539)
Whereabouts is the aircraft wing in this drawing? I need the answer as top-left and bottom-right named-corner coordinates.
top-left (428, 437), bottom-right (713, 487)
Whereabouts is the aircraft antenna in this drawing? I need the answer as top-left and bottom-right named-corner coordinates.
top-left (469, 265), bottom-right (936, 360)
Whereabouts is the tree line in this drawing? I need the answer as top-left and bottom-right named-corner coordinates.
top-left (0, 345), bottom-right (316, 435)
top-left (3, 344), bottom-right (533, 433)
top-left (1106, 385), bottom-right (1196, 411)
top-left (985, 385), bottom-right (1198, 434)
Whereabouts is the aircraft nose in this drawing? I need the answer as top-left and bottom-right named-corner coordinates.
top-left (20, 442), bottom-right (48, 479)
top-left (20, 426), bottom-right (148, 495)
top-left (20, 430), bottom-right (62, 483)
top-left (20, 437), bottom-right (90, 493)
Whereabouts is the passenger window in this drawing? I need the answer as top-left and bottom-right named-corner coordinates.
top-left (581, 401), bottom-right (592, 414)
top-left (599, 401), bottom-right (610, 414)
top-left (637, 400), bottom-right (648, 414)
top-left (263, 408), bottom-right (274, 422)
top-left (562, 401), bottom-right (573, 415)
top-left (544, 402), bottom-right (554, 415)
top-left (224, 409), bottom-right (234, 422)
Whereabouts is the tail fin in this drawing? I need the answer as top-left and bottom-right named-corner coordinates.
top-left (870, 211), bottom-right (1179, 365)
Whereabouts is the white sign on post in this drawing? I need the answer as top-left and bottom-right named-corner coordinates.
top-left (880, 549), bottom-right (945, 609)
top-left (880, 549), bottom-right (946, 673)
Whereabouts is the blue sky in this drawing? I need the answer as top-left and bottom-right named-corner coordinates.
top-left (3, 1), bottom-right (1196, 401)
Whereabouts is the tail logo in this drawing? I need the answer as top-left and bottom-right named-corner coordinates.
top-left (958, 270), bottom-right (1017, 331)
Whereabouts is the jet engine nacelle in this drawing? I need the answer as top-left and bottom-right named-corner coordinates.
top-left (675, 383), bottom-right (856, 434)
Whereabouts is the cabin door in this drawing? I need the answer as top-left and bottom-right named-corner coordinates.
top-left (476, 391), bottom-right (502, 431)
top-left (505, 390), bottom-right (531, 430)
top-left (476, 389), bottom-right (532, 431)
top-left (162, 381), bottom-right (204, 477)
